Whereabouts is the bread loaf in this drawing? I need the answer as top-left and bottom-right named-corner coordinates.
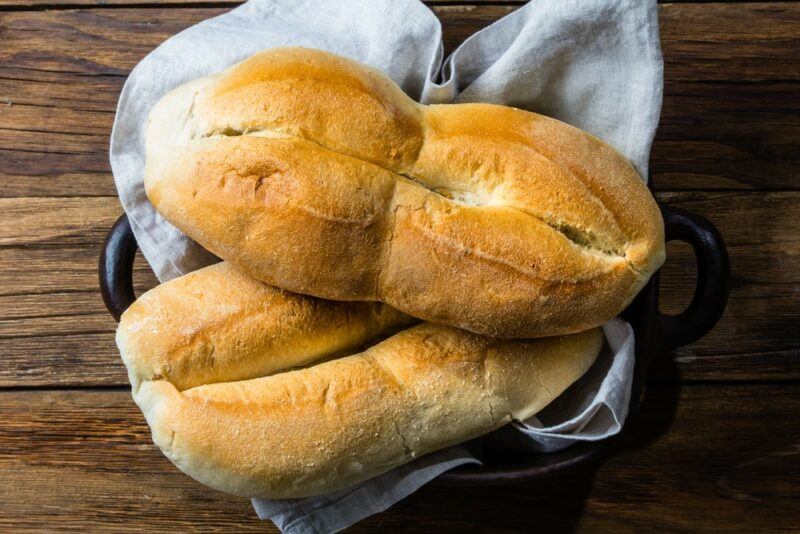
top-left (118, 262), bottom-right (415, 390)
top-left (145, 46), bottom-right (664, 338)
top-left (118, 263), bottom-right (603, 499)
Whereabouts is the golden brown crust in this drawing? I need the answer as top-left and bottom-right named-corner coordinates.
top-left (137, 327), bottom-right (601, 499)
top-left (122, 265), bottom-right (602, 498)
top-left (145, 46), bottom-right (665, 338)
top-left (117, 262), bottom-right (415, 391)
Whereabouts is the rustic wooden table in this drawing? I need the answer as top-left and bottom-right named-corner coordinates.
top-left (1, 0), bottom-right (798, 531)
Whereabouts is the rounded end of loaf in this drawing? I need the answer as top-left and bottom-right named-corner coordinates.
top-left (134, 379), bottom-right (181, 453)
top-left (144, 77), bottom-right (211, 211)
top-left (492, 327), bottom-right (605, 420)
top-left (134, 379), bottom-right (250, 498)
top-left (116, 262), bottom-right (416, 391)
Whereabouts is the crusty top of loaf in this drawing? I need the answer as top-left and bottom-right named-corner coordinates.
top-left (145, 47), bottom-right (665, 338)
top-left (117, 262), bottom-right (415, 391)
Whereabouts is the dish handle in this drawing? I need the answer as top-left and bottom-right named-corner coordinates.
top-left (99, 214), bottom-right (137, 322)
top-left (657, 204), bottom-right (730, 349)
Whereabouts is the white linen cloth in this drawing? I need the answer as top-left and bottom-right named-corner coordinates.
top-left (109, 0), bottom-right (662, 531)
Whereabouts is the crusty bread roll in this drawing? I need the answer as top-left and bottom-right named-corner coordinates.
top-left (118, 262), bottom-right (415, 391)
top-left (118, 263), bottom-right (603, 499)
top-left (145, 46), bottom-right (663, 338)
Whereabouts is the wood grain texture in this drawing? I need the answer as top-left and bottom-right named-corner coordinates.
top-left (0, 192), bottom-right (798, 386)
top-left (655, 3), bottom-right (800, 190)
top-left (657, 191), bottom-right (800, 381)
top-left (1, 386), bottom-right (798, 531)
top-left (1, 4), bottom-right (799, 197)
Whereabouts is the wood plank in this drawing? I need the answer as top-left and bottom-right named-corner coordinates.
top-left (656, 191), bottom-right (800, 381)
top-left (1, 385), bottom-right (797, 531)
top-left (0, 244), bottom-right (157, 386)
top-left (1, 4), bottom-right (799, 195)
top-left (0, 197), bottom-right (120, 246)
top-left (0, 246), bottom-right (157, 295)
top-left (655, 3), bottom-right (800, 190)
top-left (0, 191), bottom-right (798, 386)
top-left (0, 199), bottom-right (158, 387)
top-left (659, 3), bottom-right (800, 83)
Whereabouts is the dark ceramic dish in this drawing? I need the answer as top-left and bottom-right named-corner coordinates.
top-left (100, 202), bottom-right (730, 485)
